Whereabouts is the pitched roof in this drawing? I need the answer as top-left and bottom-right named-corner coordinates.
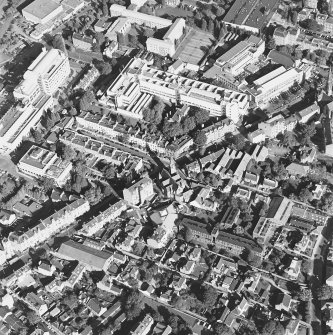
top-left (57, 240), bottom-right (112, 270)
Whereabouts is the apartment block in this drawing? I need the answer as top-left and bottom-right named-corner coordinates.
top-left (247, 66), bottom-right (303, 106)
top-left (105, 17), bottom-right (131, 42)
top-left (14, 48), bottom-right (70, 102)
top-left (17, 145), bottom-right (72, 186)
top-left (147, 18), bottom-right (185, 57)
top-left (0, 199), bottom-right (90, 265)
top-left (110, 4), bottom-right (172, 28)
top-left (202, 119), bottom-right (237, 144)
top-left (123, 177), bottom-right (154, 205)
top-left (214, 36), bottom-right (265, 77)
top-left (80, 200), bottom-right (128, 236)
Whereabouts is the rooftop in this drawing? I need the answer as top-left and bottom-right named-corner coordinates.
top-left (23, 0), bottom-right (62, 20)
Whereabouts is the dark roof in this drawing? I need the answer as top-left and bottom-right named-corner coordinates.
top-left (217, 231), bottom-right (262, 253)
top-left (57, 240), bottom-right (112, 270)
top-left (267, 50), bottom-right (295, 69)
top-left (181, 217), bottom-right (211, 235)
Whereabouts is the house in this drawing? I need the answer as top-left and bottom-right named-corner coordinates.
top-left (87, 298), bottom-right (106, 316)
top-left (0, 210), bottom-right (16, 225)
top-left (285, 319), bottom-right (301, 335)
top-left (235, 297), bottom-right (250, 316)
top-left (25, 293), bottom-right (48, 316)
top-left (180, 260), bottom-right (195, 274)
top-left (286, 163), bottom-right (310, 177)
top-left (275, 294), bottom-right (292, 312)
top-left (131, 314), bottom-right (154, 335)
top-left (181, 217), bottom-right (213, 245)
top-left (37, 261), bottom-right (56, 276)
top-left (73, 33), bottom-right (95, 51)
top-left (188, 247), bottom-right (201, 261)
top-left (285, 259), bottom-right (302, 279)
top-left (101, 301), bottom-right (121, 319)
top-left (313, 183), bottom-right (327, 200)
top-left (248, 129), bottom-right (265, 143)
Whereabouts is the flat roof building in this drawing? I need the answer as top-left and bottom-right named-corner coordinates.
top-left (22, 0), bottom-right (63, 24)
top-left (17, 145), bottom-right (72, 186)
top-left (110, 4), bottom-right (172, 28)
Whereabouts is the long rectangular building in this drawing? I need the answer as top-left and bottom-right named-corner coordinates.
top-left (101, 57), bottom-right (249, 120)
top-left (110, 4), bottom-right (172, 28)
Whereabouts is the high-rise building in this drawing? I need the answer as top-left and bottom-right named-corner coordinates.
top-left (14, 48), bottom-right (70, 103)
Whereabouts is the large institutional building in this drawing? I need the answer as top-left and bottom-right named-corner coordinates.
top-left (110, 4), bottom-right (172, 28)
top-left (100, 57), bottom-right (249, 121)
top-left (146, 18), bottom-right (185, 57)
top-left (14, 48), bottom-right (70, 102)
top-left (246, 66), bottom-right (303, 106)
top-left (0, 48), bottom-right (70, 154)
top-left (17, 145), bottom-right (72, 186)
top-left (22, 0), bottom-right (63, 24)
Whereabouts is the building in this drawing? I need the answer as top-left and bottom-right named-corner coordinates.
top-left (304, 0), bottom-right (317, 8)
top-left (210, 36), bottom-right (265, 77)
top-left (248, 129), bottom-right (265, 143)
top-left (73, 33), bottom-right (95, 51)
top-left (273, 27), bottom-right (333, 52)
top-left (0, 199), bottom-right (90, 265)
top-left (202, 118), bottom-right (237, 141)
top-left (131, 315), bottom-right (154, 335)
top-left (17, 145), bottom-right (72, 186)
top-left (94, 18), bottom-right (112, 32)
top-left (123, 177), bottom-right (154, 205)
top-left (247, 66), bottom-right (303, 106)
top-left (105, 17), bottom-right (131, 42)
top-left (57, 240), bottom-right (113, 271)
top-left (74, 66), bottom-right (99, 91)
top-left (147, 18), bottom-right (185, 57)
top-left (14, 48), bottom-right (70, 102)
top-left (253, 196), bottom-right (293, 240)
top-left (222, 0), bottom-right (279, 33)
top-left (110, 4), bottom-right (172, 28)
top-left (286, 163), bottom-right (310, 177)
top-left (80, 200), bottom-right (127, 236)
top-left (22, 0), bottom-right (63, 24)
top-left (216, 231), bottom-right (262, 256)
top-left (0, 210), bottom-right (16, 226)
top-left (101, 57), bottom-right (249, 119)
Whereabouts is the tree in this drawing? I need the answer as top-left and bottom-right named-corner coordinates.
top-left (291, 10), bottom-right (298, 25)
top-left (201, 18), bottom-right (207, 31)
top-left (296, 288), bottom-right (312, 301)
top-left (193, 131), bottom-right (207, 146)
top-left (296, 122), bottom-right (316, 145)
top-left (40, 177), bottom-right (55, 193)
top-left (208, 18), bottom-right (215, 34)
top-left (123, 290), bottom-right (144, 319)
top-left (102, 164), bottom-right (116, 179)
top-left (261, 321), bottom-right (284, 335)
top-left (26, 310), bottom-right (40, 325)
top-left (214, 323), bottom-right (234, 335)
top-left (298, 188), bottom-right (313, 203)
top-left (30, 128), bottom-right (43, 144)
top-left (102, 0), bottom-right (109, 16)
top-left (300, 18), bottom-right (323, 32)
top-left (59, 144), bottom-right (76, 161)
top-left (52, 34), bottom-right (67, 54)
top-left (216, 7), bottom-right (225, 17)
top-left (316, 284), bottom-right (333, 300)
top-left (201, 285), bottom-right (218, 308)
top-left (184, 226), bottom-right (193, 242)
top-left (163, 121), bottom-right (182, 138)
top-left (277, 131), bottom-right (297, 148)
